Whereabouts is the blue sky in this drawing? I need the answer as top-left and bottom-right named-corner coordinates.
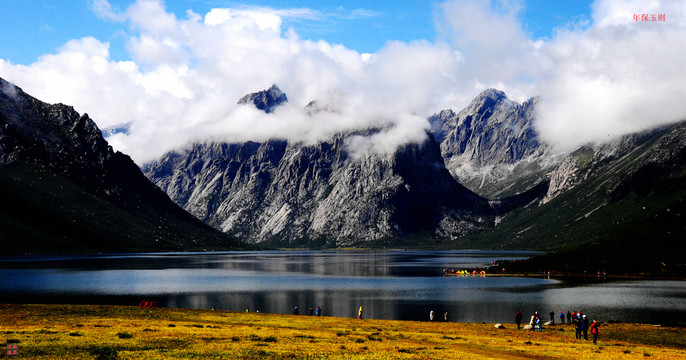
top-left (0, 1), bottom-right (592, 65)
top-left (1, 0), bottom-right (684, 165)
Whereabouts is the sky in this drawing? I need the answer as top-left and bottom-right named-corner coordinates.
top-left (1, 0), bottom-right (685, 164)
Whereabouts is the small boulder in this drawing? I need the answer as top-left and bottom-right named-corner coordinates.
top-left (495, 323), bottom-right (505, 329)
top-left (544, 321), bottom-right (553, 326)
top-left (523, 324), bottom-right (532, 330)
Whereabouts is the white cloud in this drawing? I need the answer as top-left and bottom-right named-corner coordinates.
top-left (91, 0), bottom-right (127, 22)
top-left (534, 0), bottom-right (686, 150)
top-left (1, 0), bottom-right (685, 164)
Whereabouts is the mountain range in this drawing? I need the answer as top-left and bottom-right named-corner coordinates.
top-left (143, 85), bottom-right (686, 274)
top-left (143, 86), bottom-right (493, 247)
top-left (0, 77), bottom-right (246, 254)
top-left (2, 77), bottom-right (684, 274)
top-left (143, 86), bottom-right (569, 247)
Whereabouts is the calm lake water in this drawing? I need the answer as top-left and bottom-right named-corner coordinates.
top-left (1, 251), bottom-right (685, 325)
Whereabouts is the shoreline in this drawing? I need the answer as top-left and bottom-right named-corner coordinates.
top-left (443, 272), bottom-right (686, 281)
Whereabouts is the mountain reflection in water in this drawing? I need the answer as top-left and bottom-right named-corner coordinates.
top-left (1, 251), bottom-right (685, 325)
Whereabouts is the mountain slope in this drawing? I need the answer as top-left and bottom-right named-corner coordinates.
top-left (457, 122), bottom-right (686, 274)
top-left (145, 133), bottom-right (494, 247)
top-left (429, 89), bottom-right (560, 198)
top-left (0, 77), bottom-right (246, 254)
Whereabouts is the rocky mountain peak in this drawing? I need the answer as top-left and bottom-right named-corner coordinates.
top-left (463, 88), bottom-right (513, 118)
top-left (475, 88), bottom-right (508, 102)
top-left (0, 77), bottom-right (112, 175)
top-left (237, 84), bottom-right (288, 113)
top-left (427, 89), bottom-right (555, 198)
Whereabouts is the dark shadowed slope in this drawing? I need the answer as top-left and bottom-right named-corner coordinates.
top-left (0, 77), bottom-right (247, 254)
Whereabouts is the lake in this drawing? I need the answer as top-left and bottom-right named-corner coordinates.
top-left (1, 250), bottom-right (685, 325)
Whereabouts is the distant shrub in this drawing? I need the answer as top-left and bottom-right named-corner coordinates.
top-left (367, 334), bottom-right (382, 341)
top-left (117, 332), bottom-right (133, 339)
top-left (89, 345), bottom-right (119, 360)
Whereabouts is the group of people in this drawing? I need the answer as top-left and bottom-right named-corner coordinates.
top-left (514, 309), bottom-right (600, 345)
top-left (429, 310), bottom-right (449, 321)
top-left (292, 306), bottom-right (322, 316)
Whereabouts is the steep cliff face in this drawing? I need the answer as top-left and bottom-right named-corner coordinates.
top-left (429, 89), bottom-right (558, 198)
top-left (145, 131), bottom-right (493, 246)
top-left (0, 77), bottom-right (244, 254)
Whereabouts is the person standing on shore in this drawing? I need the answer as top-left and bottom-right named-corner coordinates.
top-left (567, 311), bottom-right (572, 324)
top-left (430, 310), bottom-right (435, 321)
top-left (358, 306), bottom-right (363, 319)
top-left (559, 310), bottom-right (565, 324)
top-left (536, 316), bottom-right (542, 332)
top-left (515, 310), bottom-right (522, 329)
top-left (574, 314), bottom-right (582, 339)
top-left (591, 319), bottom-right (600, 345)
top-left (549, 310), bottom-right (555, 324)
top-left (582, 315), bottom-right (589, 340)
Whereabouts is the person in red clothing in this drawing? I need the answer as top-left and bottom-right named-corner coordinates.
top-left (591, 320), bottom-right (600, 345)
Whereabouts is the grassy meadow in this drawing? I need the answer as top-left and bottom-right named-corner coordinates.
top-left (1, 304), bottom-right (685, 359)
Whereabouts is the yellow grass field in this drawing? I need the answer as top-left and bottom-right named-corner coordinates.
top-left (1, 304), bottom-right (685, 359)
